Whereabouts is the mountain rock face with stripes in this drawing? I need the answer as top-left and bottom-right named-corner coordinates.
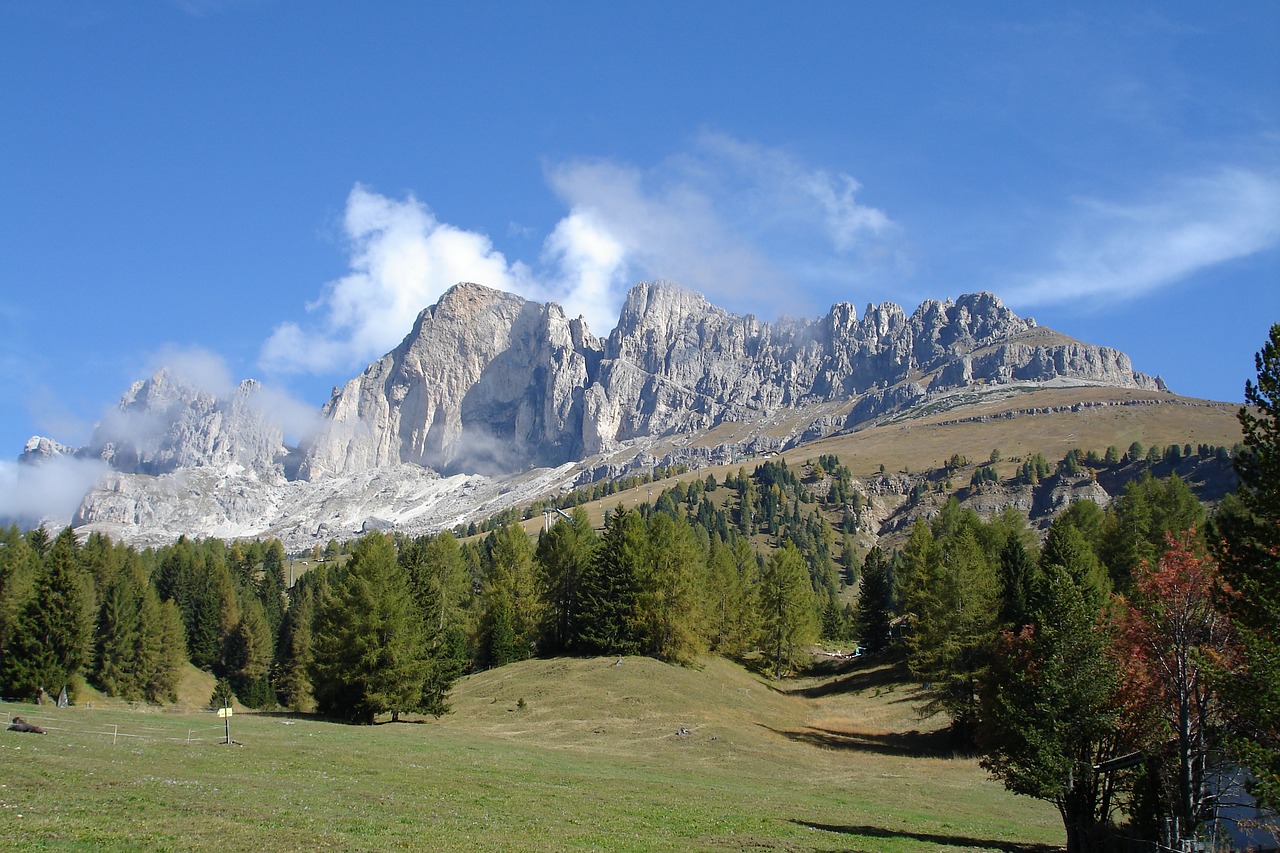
top-left (17, 280), bottom-right (1164, 545)
top-left (298, 280), bottom-right (1161, 478)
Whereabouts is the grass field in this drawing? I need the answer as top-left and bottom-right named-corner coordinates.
top-left (1, 654), bottom-right (1063, 852)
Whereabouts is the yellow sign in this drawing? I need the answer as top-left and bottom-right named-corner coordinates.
top-left (217, 707), bottom-right (233, 718)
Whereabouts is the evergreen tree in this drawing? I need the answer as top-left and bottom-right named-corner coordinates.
top-left (1213, 322), bottom-right (1280, 810)
top-left (2, 528), bottom-right (94, 700)
top-left (855, 546), bottom-right (893, 653)
top-left (0, 527), bottom-right (39, 674)
top-left (979, 567), bottom-right (1125, 853)
top-left (94, 570), bottom-right (144, 699)
top-left (757, 542), bottom-right (817, 679)
top-left (276, 576), bottom-right (318, 712)
top-left (1039, 515), bottom-right (1111, 614)
top-left (222, 597), bottom-right (275, 708)
top-left (310, 533), bottom-right (428, 724)
top-left (575, 506), bottom-right (644, 656)
top-left (534, 508), bottom-right (597, 655)
top-left (998, 533), bottom-right (1040, 629)
top-left (1100, 473), bottom-right (1205, 592)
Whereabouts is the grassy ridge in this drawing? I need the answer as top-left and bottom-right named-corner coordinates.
top-left (1, 655), bottom-right (1061, 851)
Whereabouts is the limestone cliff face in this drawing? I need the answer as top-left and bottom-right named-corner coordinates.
top-left (299, 283), bottom-right (602, 479)
top-left (579, 282), bottom-right (1162, 452)
top-left (299, 280), bottom-right (1163, 475)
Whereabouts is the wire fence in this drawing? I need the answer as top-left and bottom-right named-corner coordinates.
top-left (3, 709), bottom-right (229, 746)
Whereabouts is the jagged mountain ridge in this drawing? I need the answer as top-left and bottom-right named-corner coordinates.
top-left (301, 280), bottom-right (1162, 479)
top-left (18, 280), bottom-right (1166, 545)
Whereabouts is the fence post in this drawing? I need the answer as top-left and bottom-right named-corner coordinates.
top-left (112, 724), bottom-right (118, 745)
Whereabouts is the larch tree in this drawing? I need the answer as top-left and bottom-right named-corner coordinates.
top-left (757, 542), bottom-right (817, 679)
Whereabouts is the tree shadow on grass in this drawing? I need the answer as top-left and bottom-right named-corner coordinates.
top-left (792, 820), bottom-right (1062, 852)
top-left (761, 724), bottom-right (955, 758)
top-left (791, 661), bottom-right (915, 699)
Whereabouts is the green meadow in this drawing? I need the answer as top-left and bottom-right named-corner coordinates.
top-left (1, 654), bottom-right (1061, 851)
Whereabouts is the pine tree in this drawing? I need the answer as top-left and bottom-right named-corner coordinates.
top-left (310, 533), bottom-right (428, 724)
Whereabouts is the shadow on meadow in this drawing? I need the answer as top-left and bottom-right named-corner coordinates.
top-left (792, 819), bottom-right (1062, 852)
top-left (762, 723), bottom-right (953, 758)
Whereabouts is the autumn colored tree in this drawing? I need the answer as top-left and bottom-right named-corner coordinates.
top-left (1118, 532), bottom-right (1236, 845)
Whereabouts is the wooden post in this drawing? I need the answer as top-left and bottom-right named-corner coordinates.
top-left (112, 724), bottom-right (118, 745)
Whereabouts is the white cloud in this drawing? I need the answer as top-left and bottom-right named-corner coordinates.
top-left (0, 456), bottom-right (108, 528)
top-left (260, 184), bottom-right (531, 374)
top-left (260, 136), bottom-right (900, 372)
top-left (1006, 167), bottom-right (1280, 307)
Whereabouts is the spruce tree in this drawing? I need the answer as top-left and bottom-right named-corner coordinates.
top-left (310, 533), bottom-right (428, 724)
top-left (576, 507), bottom-right (644, 656)
top-left (534, 508), bottom-right (597, 654)
top-left (855, 546), bottom-right (893, 653)
top-left (2, 528), bottom-right (93, 700)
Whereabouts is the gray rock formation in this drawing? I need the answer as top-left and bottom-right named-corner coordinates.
top-left (299, 283), bottom-right (601, 479)
top-left (82, 369), bottom-right (289, 482)
top-left (17, 279), bottom-right (1169, 546)
top-left (300, 280), bottom-right (1162, 479)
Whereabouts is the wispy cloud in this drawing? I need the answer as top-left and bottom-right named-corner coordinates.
top-left (1005, 167), bottom-right (1280, 307)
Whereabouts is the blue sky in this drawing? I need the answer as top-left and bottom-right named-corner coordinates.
top-left (2, 2), bottom-right (1278, 460)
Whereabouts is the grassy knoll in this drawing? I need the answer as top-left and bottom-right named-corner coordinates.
top-left (1, 655), bottom-right (1062, 851)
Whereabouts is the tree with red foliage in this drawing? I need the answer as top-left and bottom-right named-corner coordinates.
top-left (1117, 531), bottom-right (1237, 845)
